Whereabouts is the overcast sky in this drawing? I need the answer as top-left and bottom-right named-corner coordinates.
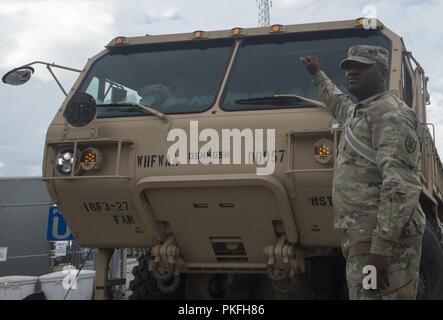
top-left (0, 0), bottom-right (442, 177)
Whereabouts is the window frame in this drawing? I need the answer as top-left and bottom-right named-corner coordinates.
top-left (76, 39), bottom-right (237, 119)
top-left (402, 53), bottom-right (415, 108)
top-left (219, 29), bottom-right (392, 112)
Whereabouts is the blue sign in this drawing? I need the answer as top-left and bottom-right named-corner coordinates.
top-left (47, 206), bottom-right (74, 241)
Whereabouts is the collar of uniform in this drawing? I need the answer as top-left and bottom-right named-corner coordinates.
top-left (353, 90), bottom-right (399, 115)
top-left (358, 90), bottom-right (398, 106)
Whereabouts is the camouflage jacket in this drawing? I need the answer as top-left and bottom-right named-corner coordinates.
top-left (313, 71), bottom-right (425, 256)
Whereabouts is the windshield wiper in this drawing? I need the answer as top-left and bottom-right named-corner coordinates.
top-left (235, 94), bottom-right (324, 108)
top-left (96, 102), bottom-right (171, 122)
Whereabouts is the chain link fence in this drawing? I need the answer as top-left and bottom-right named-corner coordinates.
top-left (0, 178), bottom-right (97, 277)
top-left (49, 242), bottom-right (97, 272)
top-left (0, 178), bottom-right (134, 300)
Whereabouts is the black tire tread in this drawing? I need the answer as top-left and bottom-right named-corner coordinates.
top-left (128, 253), bottom-right (183, 300)
top-left (418, 224), bottom-right (443, 299)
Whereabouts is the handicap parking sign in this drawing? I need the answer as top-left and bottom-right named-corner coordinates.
top-left (47, 206), bottom-right (74, 241)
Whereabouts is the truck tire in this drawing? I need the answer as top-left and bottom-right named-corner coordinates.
top-left (128, 253), bottom-right (183, 300)
top-left (417, 224), bottom-right (443, 299)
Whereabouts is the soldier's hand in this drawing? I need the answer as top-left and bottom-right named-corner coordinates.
top-left (368, 254), bottom-right (391, 291)
top-left (300, 56), bottom-right (320, 75)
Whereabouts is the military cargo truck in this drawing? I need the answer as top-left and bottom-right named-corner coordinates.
top-left (3, 18), bottom-right (443, 299)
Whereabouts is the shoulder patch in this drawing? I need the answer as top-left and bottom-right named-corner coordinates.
top-left (405, 134), bottom-right (417, 153)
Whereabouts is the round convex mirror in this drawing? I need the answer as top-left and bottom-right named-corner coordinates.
top-left (2, 66), bottom-right (35, 85)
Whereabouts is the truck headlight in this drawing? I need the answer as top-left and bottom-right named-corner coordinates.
top-left (313, 139), bottom-right (334, 164)
top-left (56, 149), bottom-right (78, 175)
top-left (80, 147), bottom-right (103, 171)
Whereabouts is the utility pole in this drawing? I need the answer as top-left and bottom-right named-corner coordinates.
top-left (257, 0), bottom-right (271, 27)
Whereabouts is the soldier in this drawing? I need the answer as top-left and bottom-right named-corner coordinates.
top-left (138, 83), bottom-right (171, 107)
top-left (301, 45), bottom-right (425, 299)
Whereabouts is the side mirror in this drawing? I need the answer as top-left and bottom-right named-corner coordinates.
top-left (1, 61), bottom-right (81, 96)
top-left (2, 66), bottom-right (35, 86)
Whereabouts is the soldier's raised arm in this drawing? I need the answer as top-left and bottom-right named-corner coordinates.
top-left (369, 109), bottom-right (425, 257)
top-left (301, 56), bottom-right (355, 125)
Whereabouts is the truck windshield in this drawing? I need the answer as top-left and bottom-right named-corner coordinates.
top-left (78, 29), bottom-right (391, 117)
top-left (78, 39), bottom-right (234, 118)
top-left (221, 29), bottom-right (391, 111)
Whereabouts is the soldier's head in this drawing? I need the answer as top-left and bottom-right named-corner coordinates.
top-left (340, 45), bottom-right (389, 101)
top-left (137, 83), bottom-right (171, 106)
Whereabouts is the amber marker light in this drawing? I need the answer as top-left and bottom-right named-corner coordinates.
top-left (80, 147), bottom-right (103, 171)
top-left (231, 27), bottom-right (244, 36)
top-left (113, 37), bottom-right (128, 45)
top-left (270, 24), bottom-right (284, 33)
top-left (313, 139), bottom-right (334, 164)
top-left (355, 17), bottom-right (367, 28)
top-left (193, 31), bottom-right (206, 39)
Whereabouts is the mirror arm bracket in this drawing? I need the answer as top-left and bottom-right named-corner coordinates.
top-left (46, 65), bottom-right (67, 96)
top-left (20, 61), bottom-right (82, 96)
top-left (22, 61), bottom-right (82, 74)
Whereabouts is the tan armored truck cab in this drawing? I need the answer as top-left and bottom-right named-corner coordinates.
top-left (3, 18), bottom-right (443, 299)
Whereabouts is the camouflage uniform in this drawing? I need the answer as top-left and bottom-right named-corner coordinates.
top-left (312, 45), bottom-right (425, 299)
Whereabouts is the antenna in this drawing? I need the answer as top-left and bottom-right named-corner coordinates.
top-left (257, 0), bottom-right (271, 27)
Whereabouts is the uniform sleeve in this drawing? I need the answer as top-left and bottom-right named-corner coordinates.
top-left (370, 113), bottom-right (423, 256)
top-left (313, 71), bottom-right (355, 125)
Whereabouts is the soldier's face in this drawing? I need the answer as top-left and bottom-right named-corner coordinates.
top-left (345, 62), bottom-right (384, 98)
